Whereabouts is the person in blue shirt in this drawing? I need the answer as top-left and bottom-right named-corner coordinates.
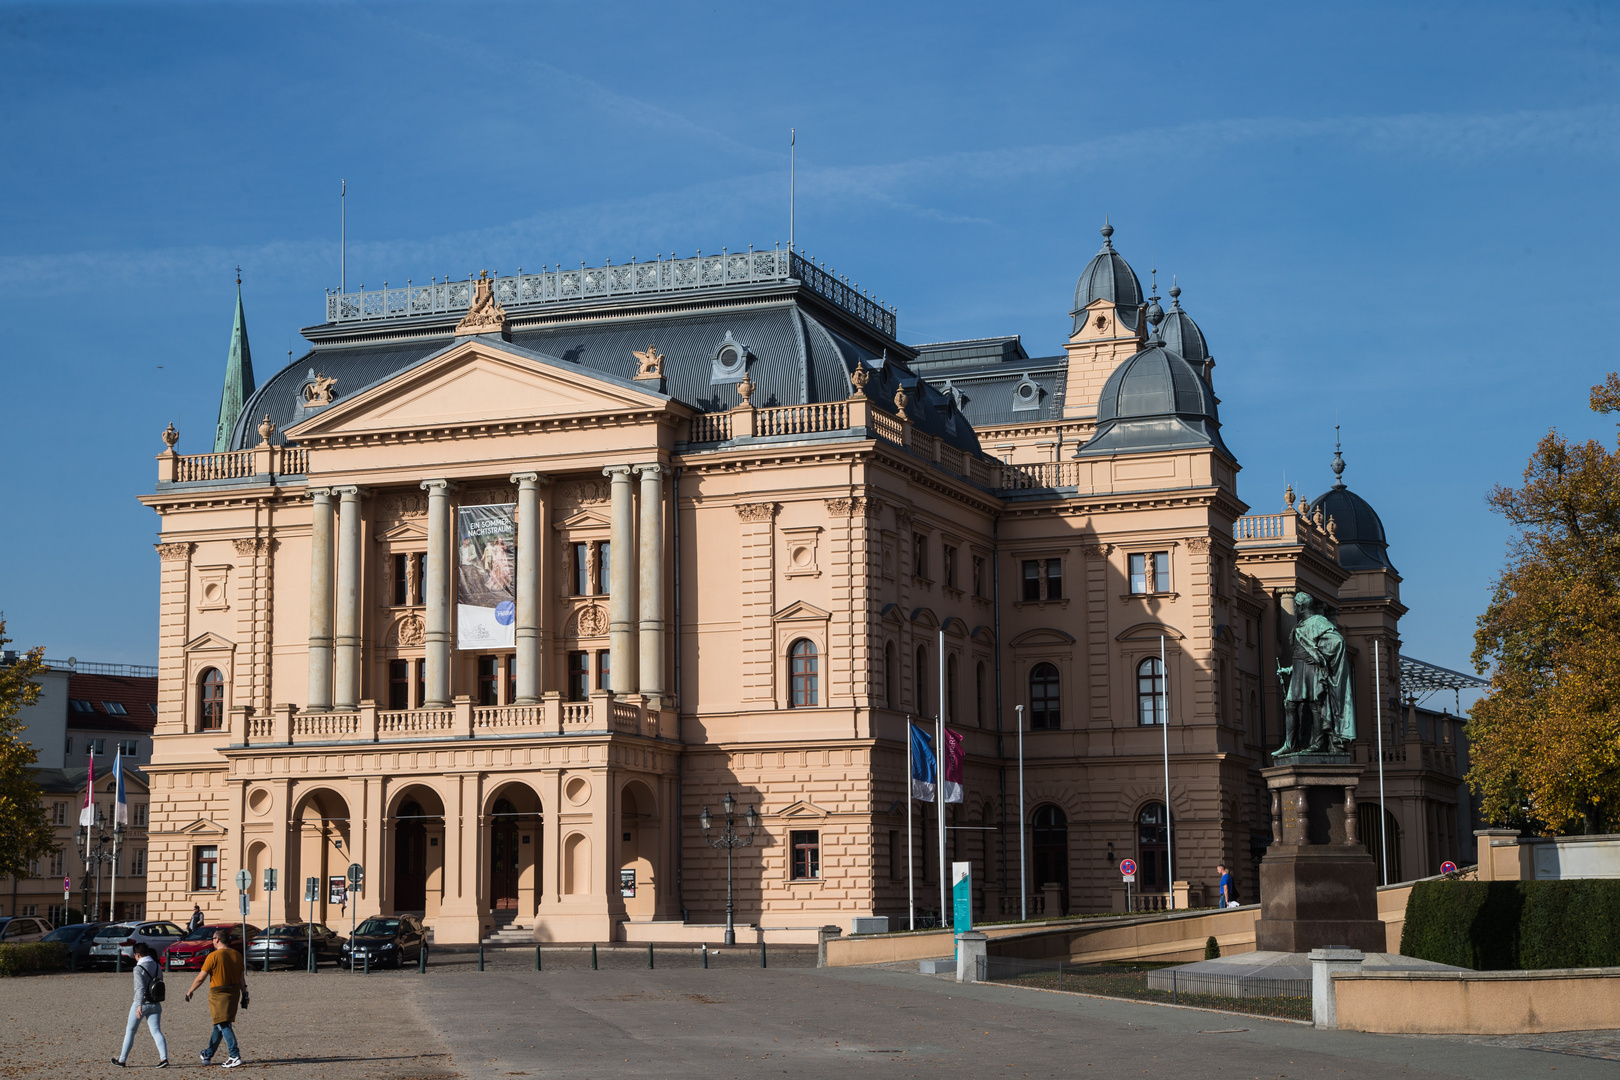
top-left (1218, 864), bottom-right (1238, 907)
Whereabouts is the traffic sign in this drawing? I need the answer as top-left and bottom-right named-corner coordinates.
top-left (263, 868), bottom-right (278, 892)
top-left (235, 868), bottom-right (251, 890)
top-left (62, 876), bottom-right (71, 897)
top-left (1440, 861), bottom-right (1458, 874)
top-left (1120, 858), bottom-right (1137, 878)
top-left (238, 894), bottom-right (250, 916)
top-left (304, 876), bottom-right (319, 902)
top-left (347, 862), bottom-right (364, 887)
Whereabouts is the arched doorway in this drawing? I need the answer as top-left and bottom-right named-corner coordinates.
top-left (395, 801), bottom-right (428, 913)
top-left (291, 788), bottom-right (351, 925)
top-left (1031, 805), bottom-right (1068, 915)
top-left (619, 780), bottom-right (660, 918)
top-left (490, 799), bottom-right (520, 911)
top-left (1138, 803), bottom-right (1170, 899)
top-left (485, 782), bottom-right (543, 924)
top-left (1357, 803), bottom-right (1402, 885)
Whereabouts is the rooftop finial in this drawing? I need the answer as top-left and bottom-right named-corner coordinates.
top-left (1331, 423), bottom-right (1347, 488)
top-left (235, 264), bottom-right (241, 286)
top-left (1145, 265), bottom-right (1165, 337)
top-left (1100, 216), bottom-right (1114, 247)
top-left (1168, 274), bottom-right (1181, 305)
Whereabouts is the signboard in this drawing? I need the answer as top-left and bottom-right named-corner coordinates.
top-left (234, 869), bottom-right (251, 891)
top-left (620, 868), bottom-right (636, 898)
top-left (238, 894), bottom-right (250, 916)
top-left (347, 862), bottom-right (364, 888)
top-left (328, 876), bottom-right (347, 907)
top-left (263, 868), bottom-right (278, 892)
top-left (951, 861), bottom-right (972, 933)
top-left (304, 876), bottom-right (319, 903)
top-left (1440, 861), bottom-right (1458, 874)
top-left (62, 877), bottom-right (71, 901)
top-left (1120, 858), bottom-right (1137, 882)
top-left (456, 504), bottom-right (517, 649)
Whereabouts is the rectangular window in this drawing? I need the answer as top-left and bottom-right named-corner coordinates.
top-left (598, 542), bottom-right (611, 595)
top-left (50, 850), bottom-right (64, 877)
top-left (597, 650), bottom-right (612, 692)
top-left (943, 546), bottom-right (957, 588)
top-left (48, 905), bottom-right (65, 926)
top-left (572, 542), bottom-right (590, 596)
top-left (118, 740), bottom-right (139, 757)
top-left (505, 656), bottom-right (516, 705)
top-left (389, 659), bottom-right (410, 710)
top-left (913, 534), bottom-right (928, 578)
top-left (416, 659), bottom-right (426, 709)
top-left (394, 553), bottom-right (409, 605)
top-left (27, 858), bottom-right (40, 877)
top-left (477, 655), bottom-right (499, 706)
top-left (21, 905), bottom-right (36, 917)
top-left (64, 737), bottom-right (72, 757)
top-left (1044, 559), bottom-right (1062, 600)
top-left (1130, 552), bottom-right (1171, 594)
top-left (1022, 560), bottom-right (1041, 601)
top-left (52, 802), bottom-right (65, 826)
top-left (133, 803), bottom-right (147, 828)
top-left (567, 651), bottom-right (590, 702)
top-left (103, 702), bottom-right (128, 716)
top-left (132, 849), bottom-right (147, 876)
top-left (88, 739), bottom-right (105, 756)
top-left (1153, 552), bottom-right (1170, 592)
top-left (194, 845), bottom-right (218, 891)
top-left (972, 556), bottom-right (985, 598)
top-left (791, 830), bottom-right (821, 880)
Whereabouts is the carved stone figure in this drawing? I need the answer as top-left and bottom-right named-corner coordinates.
top-left (454, 270), bottom-right (508, 336)
top-left (632, 344), bottom-right (665, 381)
top-left (1275, 590), bottom-right (1356, 755)
top-left (303, 372), bottom-right (338, 406)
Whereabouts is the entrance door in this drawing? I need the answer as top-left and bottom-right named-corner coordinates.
top-left (1030, 805), bottom-right (1069, 914)
top-left (394, 801), bottom-right (427, 913)
top-left (1138, 803), bottom-right (1170, 898)
top-left (490, 799), bottom-right (519, 911)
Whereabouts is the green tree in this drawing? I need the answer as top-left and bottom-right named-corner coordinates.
top-left (0, 622), bottom-right (56, 877)
top-left (1469, 375), bottom-right (1620, 833)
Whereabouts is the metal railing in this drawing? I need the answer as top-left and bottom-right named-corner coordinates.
top-left (323, 249), bottom-right (897, 339)
top-left (42, 659), bottom-right (158, 678)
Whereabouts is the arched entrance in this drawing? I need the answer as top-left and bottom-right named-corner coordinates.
top-left (485, 782), bottom-right (543, 923)
top-left (291, 788), bottom-right (351, 925)
top-left (1357, 803), bottom-right (1402, 884)
top-left (1031, 804), bottom-right (1068, 915)
top-left (490, 799), bottom-right (520, 911)
top-left (387, 785), bottom-right (444, 918)
top-left (619, 780), bottom-right (660, 918)
top-left (1137, 803), bottom-right (1170, 898)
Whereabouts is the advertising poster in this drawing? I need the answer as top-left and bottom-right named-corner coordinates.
top-left (456, 503), bottom-right (517, 649)
top-left (328, 877), bottom-right (347, 907)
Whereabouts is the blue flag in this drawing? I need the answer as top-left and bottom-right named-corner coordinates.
top-left (113, 750), bottom-right (128, 826)
top-left (910, 724), bottom-right (936, 802)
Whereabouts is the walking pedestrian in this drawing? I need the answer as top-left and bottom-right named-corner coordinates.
top-left (1217, 863), bottom-right (1239, 908)
top-left (184, 928), bottom-right (246, 1069)
top-left (111, 943), bottom-right (168, 1068)
top-left (187, 904), bottom-right (204, 933)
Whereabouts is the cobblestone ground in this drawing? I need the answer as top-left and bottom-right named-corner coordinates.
top-left (0, 970), bottom-right (457, 1079)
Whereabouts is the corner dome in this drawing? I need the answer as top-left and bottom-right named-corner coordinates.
top-left (1309, 449), bottom-right (1396, 572)
top-left (1158, 284), bottom-right (1208, 364)
top-left (1072, 222), bottom-right (1143, 335)
top-left (1076, 342), bottom-right (1230, 457)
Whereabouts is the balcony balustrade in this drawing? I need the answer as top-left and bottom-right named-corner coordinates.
top-left (246, 692), bottom-right (663, 746)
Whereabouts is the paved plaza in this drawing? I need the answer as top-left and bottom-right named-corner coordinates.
top-left (3, 956), bottom-right (1617, 1079)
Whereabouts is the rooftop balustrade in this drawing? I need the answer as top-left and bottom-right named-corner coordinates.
top-left (243, 692), bottom-right (664, 746)
top-left (1232, 509), bottom-right (1339, 559)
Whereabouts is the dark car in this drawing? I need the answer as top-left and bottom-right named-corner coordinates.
top-left (339, 915), bottom-right (425, 968)
top-left (0, 916), bottom-right (52, 944)
top-left (41, 922), bottom-right (107, 966)
top-left (166, 923), bottom-right (261, 971)
top-left (246, 923), bottom-right (342, 969)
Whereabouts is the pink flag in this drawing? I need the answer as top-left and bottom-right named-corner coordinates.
top-left (79, 748), bottom-right (95, 827)
top-left (941, 726), bottom-right (964, 804)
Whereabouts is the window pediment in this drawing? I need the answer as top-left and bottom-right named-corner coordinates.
top-left (1116, 622), bottom-right (1186, 642)
top-left (1010, 628), bottom-right (1076, 648)
top-left (773, 600), bottom-right (831, 623)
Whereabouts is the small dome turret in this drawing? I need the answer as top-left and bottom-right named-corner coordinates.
top-left (1076, 339), bottom-right (1229, 458)
top-left (1072, 221), bottom-right (1144, 335)
top-left (1159, 280), bottom-right (1209, 364)
top-left (1308, 435), bottom-right (1396, 572)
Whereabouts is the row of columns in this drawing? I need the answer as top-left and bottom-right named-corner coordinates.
top-left (305, 466), bottom-right (667, 713)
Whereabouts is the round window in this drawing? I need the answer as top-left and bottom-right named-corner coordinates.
top-left (718, 345), bottom-right (742, 372)
top-left (1018, 383), bottom-right (1035, 400)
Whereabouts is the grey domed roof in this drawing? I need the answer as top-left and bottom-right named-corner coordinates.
top-left (1072, 222), bottom-right (1143, 335)
top-left (1158, 284), bottom-right (1208, 364)
top-left (1076, 340), bottom-right (1230, 458)
top-left (1308, 448), bottom-right (1396, 572)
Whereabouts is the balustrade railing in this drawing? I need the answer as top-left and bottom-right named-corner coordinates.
top-left (473, 704), bottom-right (544, 730)
top-left (255, 696), bottom-right (665, 744)
top-left (173, 450), bottom-right (256, 483)
top-left (755, 401), bottom-right (848, 437)
top-left (997, 461), bottom-right (1083, 490)
top-left (291, 711), bottom-right (358, 738)
top-left (378, 708), bottom-right (453, 734)
top-left (162, 444), bottom-right (310, 485)
top-left (688, 412), bottom-right (732, 443)
top-left (247, 716), bottom-right (272, 739)
top-left (561, 702), bottom-right (592, 727)
top-left (1233, 511), bottom-right (1338, 557)
top-left (869, 409), bottom-right (904, 445)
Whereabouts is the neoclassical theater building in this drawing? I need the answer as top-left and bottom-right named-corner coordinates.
top-left (140, 227), bottom-right (1474, 943)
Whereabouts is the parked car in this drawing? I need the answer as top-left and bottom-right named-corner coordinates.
top-left (89, 921), bottom-right (186, 968)
top-left (246, 923), bottom-right (342, 969)
top-left (167, 923), bottom-right (260, 971)
top-left (41, 922), bottom-right (107, 966)
top-left (339, 915), bottom-right (425, 968)
top-left (0, 916), bottom-right (52, 944)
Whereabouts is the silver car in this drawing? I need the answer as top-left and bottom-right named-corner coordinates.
top-left (0, 916), bottom-right (52, 944)
top-left (87, 921), bottom-right (185, 968)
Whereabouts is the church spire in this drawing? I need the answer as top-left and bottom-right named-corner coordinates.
top-left (213, 269), bottom-right (256, 452)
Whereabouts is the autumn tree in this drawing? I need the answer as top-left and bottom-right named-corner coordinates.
top-left (0, 622), bottom-right (57, 877)
top-left (1469, 374), bottom-right (1620, 833)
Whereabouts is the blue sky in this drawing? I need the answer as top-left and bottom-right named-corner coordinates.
top-left (2, 2), bottom-right (1616, 707)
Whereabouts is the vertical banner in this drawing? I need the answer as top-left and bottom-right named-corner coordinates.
top-left (909, 724), bottom-right (936, 802)
top-left (457, 503), bottom-right (517, 648)
top-left (941, 727), bottom-right (965, 804)
top-left (952, 861), bottom-right (972, 933)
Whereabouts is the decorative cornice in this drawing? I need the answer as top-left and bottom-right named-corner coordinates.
top-left (156, 541), bottom-right (194, 561)
top-left (735, 502), bottom-right (779, 522)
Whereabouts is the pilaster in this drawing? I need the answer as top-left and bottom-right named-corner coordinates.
top-left (737, 502), bottom-right (779, 702)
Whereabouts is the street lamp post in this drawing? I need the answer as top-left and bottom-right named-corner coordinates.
top-left (699, 792), bottom-right (759, 947)
top-left (77, 805), bottom-right (121, 922)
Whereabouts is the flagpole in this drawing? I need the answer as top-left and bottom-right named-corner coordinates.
top-left (1374, 639), bottom-right (1388, 886)
top-left (1161, 635), bottom-right (1174, 910)
top-left (906, 714), bottom-right (914, 931)
top-left (789, 129), bottom-right (796, 253)
top-left (1016, 704), bottom-right (1026, 921)
top-left (110, 753), bottom-right (119, 924)
top-left (937, 627), bottom-right (947, 927)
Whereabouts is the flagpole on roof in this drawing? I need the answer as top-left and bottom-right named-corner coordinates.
top-left (906, 714), bottom-right (915, 931)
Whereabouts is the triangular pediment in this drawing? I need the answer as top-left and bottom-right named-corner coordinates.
top-left (555, 509), bottom-right (611, 531)
top-left (778, 799), bottom-right (829, 819)
top-left (285, 339), bottom-right (676, 441)
top-left (176, 818), bottom-right (229, 836)
top-left (773, 600), bottom-right (831, 622)
top-left (184, 631), bottom-right (236, 653)
top-left (377, 519), bottom-right (427, 542)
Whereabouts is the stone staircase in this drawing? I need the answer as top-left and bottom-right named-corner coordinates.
top-left (481, 910), bottom-right (532, 945)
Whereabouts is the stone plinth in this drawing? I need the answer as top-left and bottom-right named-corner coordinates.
top-left (1254, 759), bottom-right (1386, 954)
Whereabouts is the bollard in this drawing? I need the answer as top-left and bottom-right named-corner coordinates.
top-left (535, 945), bottom-right (542, 971)
top-left (591, 943), bottom-right (598, 970)
top-left (115, 952), bottom-right (122, 974)
top-left (264, 948), bottom-right (270, 974)
top-left (1057, 960), bottom-right (1063, 992)
top-left (701, 943), bottom-right (708, 970)
top-left (1172, 967), bottom-right (1178, 1006)
top-left (69, 951), bottom-right (76, 974)
top-left (364, 952), bottom-right (370, 975)
top-left (648, 944), bottom-right (655, 970)
top-left (478, 945), bottom-right (485, 972)
top-left (760, 940), bottom-right (767, 969)
top-left (419, 947), bottom-right (427, 974)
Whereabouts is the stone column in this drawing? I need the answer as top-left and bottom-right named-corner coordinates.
top-left (604, 466), bottom-right (638, 694)
top-left (333, 485), bottom-right (364, 711)
top-left (510, 472), bottom-right (544, 703)
top-left (307, 488), bottom-right (335, 712)
top-left (422, 479), bottom-right (453, 708)
top-left (634, 463), bottom-right (664, 708)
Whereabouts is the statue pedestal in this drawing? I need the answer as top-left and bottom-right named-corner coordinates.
top-left (1255, 759), bottom-right (1386, 954)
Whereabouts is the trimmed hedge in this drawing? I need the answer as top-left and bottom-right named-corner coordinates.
top-left (0, 942), bottom-right (69, 977)
top-left (1401, 879), bottom-right (1620, 969)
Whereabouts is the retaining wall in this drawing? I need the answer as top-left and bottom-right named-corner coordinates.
top-left (1333, 967), bottom-right (1620, 1034)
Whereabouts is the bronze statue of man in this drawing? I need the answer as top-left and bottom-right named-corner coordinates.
top-left (1275, 590), bottom-right (1356, 754)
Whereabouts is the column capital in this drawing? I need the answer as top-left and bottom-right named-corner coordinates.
top-left (420, 478), bottom-right (455, 494)
top-left (332, 484), bottom-right (364, 498)
top-left (631, 462), bottom-right (664, 478)
top-left (309, 487), bottom-right (334, 500)
top-left (509, 472), bottom-right (549, 486)
top-left (603, 465), bottom-right (634, 480)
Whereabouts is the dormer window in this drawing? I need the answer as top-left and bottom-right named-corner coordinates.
top-left (103, 702), bottom-right (128, 716)
top-left (70, 699), bottom-right (96, 713)
top-left (1012, 375), bottom-right (1042, 412)
top-left (709, 331), bottom-right (751, 385)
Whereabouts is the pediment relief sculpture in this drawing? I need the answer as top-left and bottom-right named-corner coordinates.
top-left (386, 612), bottom-right (426, 647)
top-left (454, 270), bottom-right (509, 336)
top-left (571, 604), bottom-right (608, 638)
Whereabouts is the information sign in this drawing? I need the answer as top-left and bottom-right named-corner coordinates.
top-left (238, 893), bottom-right (250, 916)
top-left (620, 868), bottom-right (636, 898)
top-left (263, 868), bottom-right (278, 892)
top-left (951, 862), bottom-right (972, 933)
top-left (328, 876), bottom-right (347, 906)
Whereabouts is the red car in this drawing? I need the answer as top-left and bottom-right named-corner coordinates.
top-left (166, 923), bottom-right (261, 971)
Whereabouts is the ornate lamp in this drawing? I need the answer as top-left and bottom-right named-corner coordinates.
top-left (700, 791), bottom-right (760, 946)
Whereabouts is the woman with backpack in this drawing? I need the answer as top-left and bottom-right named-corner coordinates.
top-left (112, 941), bottom-right (169, 1068)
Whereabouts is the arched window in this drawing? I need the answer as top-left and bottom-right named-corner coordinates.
top-left (1031, 804), bottom-right (1069, 913)
top-left (916, 645), bottom-right (928, 713)
top-left (1029, 663), bottom-right (1060, 730)
top-left (1137, 803), bottom-right (1170, 895)
top-left (947, 654), bottom-right (959, 723)
top-left (789, 639), bottom-right (819, 707)
top-left (198, 668), bottom-right (224, 731)
top-left (884, 642), bottom-right (897, 708)
top-left (1137, 657), bottom-right (1165, 726)
top-left (975, 662), bottom-right (986, 728)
